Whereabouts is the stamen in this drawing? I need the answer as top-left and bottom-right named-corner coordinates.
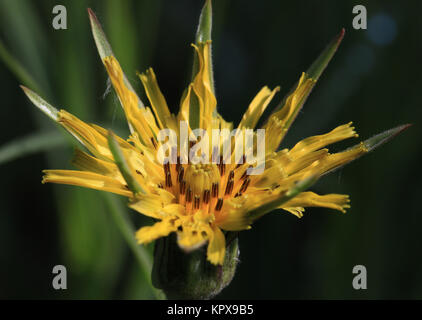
top-left (239, 178), bottom-right (250, 194)
top-left (225, 179), bottom-right (234, 196)
top-left (194, 196), bottom-right (200, 210)
top-left (219, 163), bottom-right (225, 176)
top-left (176, 156), bottom-right (181, 172)
top-left (228, 170), bottom-right (234, 181)
top-left (240, 166), bottom-right (252, 180)
top-left (219, 156), bottom-right (226, 176)
top-left (215, 198), bottom-right (224, 212)
top-left (203, 189), bottom-right (210, 204)
top-left (178, 167), bottom-right (184, 183)
top-left (164, 162), bottom-right (170, 174)
top-left (186, 188), bottom-right (193, 203)
top-left (211, 183), bottom-right (219, 198)
top-left (151, 137), bottom-right (157, 149)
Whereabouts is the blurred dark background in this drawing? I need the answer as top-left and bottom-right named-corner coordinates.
top-left (0, 0), bottom-right (420, 299)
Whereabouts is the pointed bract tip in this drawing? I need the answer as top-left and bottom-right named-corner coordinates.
top-left (20, 86), bottom-right (59, 121)
top-left (87, 8), bottom-right (102, 30)
top-left (88, 7), bottom-right (114, 60)
top-left (87, 8), bottom-right (96, 21)
top-left (19, 84), bottom-right (29, 92)
top-left (306, 28), bottom-right (345, 81)
top-left (364, 124), bottom-right (412, 152)
top-left (195, 0), bottom-right (213, 43)
top-left (337, 28), bottom-right (346, 43)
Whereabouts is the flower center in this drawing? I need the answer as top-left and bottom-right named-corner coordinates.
top-left (161, 159), bottom-right (251, 216)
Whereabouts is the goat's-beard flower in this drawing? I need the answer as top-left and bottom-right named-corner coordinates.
top-left (21, 0), bottom-right (409, 299)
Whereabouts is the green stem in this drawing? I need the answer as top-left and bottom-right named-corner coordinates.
top-left (103, 193), bottom-right (166, 300)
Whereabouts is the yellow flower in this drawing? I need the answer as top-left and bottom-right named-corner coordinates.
top-left (22, 4), bottom-right (408, 267)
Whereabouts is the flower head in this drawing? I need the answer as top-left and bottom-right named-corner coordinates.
top-left (22, 1), bottom-right (409, 267)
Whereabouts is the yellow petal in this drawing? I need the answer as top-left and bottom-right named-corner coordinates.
top-left (129, 197), bottom-right (181, 220)
top-left (177, 225), bottom-right (208, 252)
top-left (283, 149), bottom-right (329, 176)
top-left (71, 148), bottom-right (123, 183)
top-left (289, 122), bottom-right (358, 160)
top-left (215, 197), bottom-right (254, 231)
top-left (206, 226), bottom-right (226, 265)
top-left (136, 217), bottom-right (179, 244)
top-left (319, 142), bottom-right (368, 175)
top-left (58, 110), bottom-right (113, 160)
top-left (264, 73), bottom-right (316, 153)
top-left (282, 207), bottom-right (305, 218)
top-left (103, 56), bottom-right (159, 148)
top-left (239, 86), bottom-right (280, 129)
top-left (178, 84), bottom-right (194, 128)
top-left (282, 191), bottom-right (350, 213)
top-left (42, 169), bottom-right (132, 197)
top-left (252, 164), bottom-right (287, 189)
top-left (138, 68), bottom-right (171, 129)
top-left (191, 42), bottom-right (217, 130)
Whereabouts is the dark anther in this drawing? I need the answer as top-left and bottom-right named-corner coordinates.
top-left (151, 137), bottom-right (157, 149)
top-left (178, 167), bottom-right (184, 183)
top-left (228, 170), bottom-right (234, 181)
top-left (211, 183), bottom-right (219, 198)
top-left (194, 196), bottom-right (200, 209)
top-left (239, 178), bottom-right (250, 194)
top-left (203, 190), bottom-right (210, 204)
top-left (225, 179), bottom-right (234, 195)
top-left (186, 188), bottom-right (193, 203)
top-left (176, 156), bottom-right (181, 172)
top-left (240, 166), bottom-right (252, 180)
top-left (215, 198), bottom-right (224, 212)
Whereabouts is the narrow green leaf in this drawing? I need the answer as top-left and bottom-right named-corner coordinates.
top-left (195, 0), bottom-right (212, 43)
top-left (20, 85), bottom-right (59, 121)
top-left (107, 131), bottom-right (144, 194)
top-left (0, 132), bottom-right (66, 165)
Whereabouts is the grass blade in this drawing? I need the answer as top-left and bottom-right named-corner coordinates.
top-left (0, 132), bottom-right (66, 165)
